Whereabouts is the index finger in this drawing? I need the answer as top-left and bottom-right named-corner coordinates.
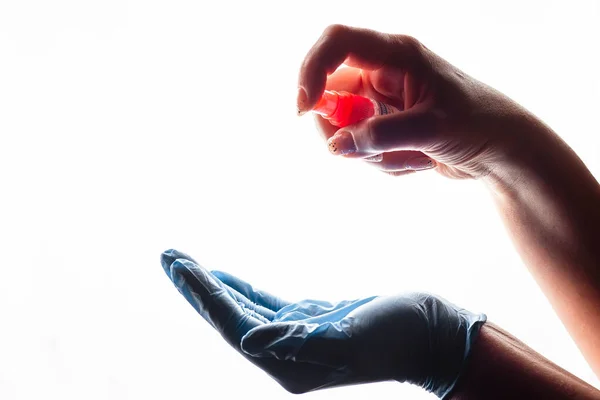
top-left (212, 270), bottom-right (290, 312)
top-left (298, 25), bottom-right (423, 112)
top-left (167, 258), bottom-right (263, 347)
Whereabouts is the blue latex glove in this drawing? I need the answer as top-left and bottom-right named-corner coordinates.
top-left (161, 249), bottom-right (486, 398)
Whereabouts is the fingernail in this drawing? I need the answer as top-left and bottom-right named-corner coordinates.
top-left (406, 157), bottom-right (436, 171)
top-left (328, 131), bottom-right (357, 155)
top-left (297, 87), bottom-right (308, 116)
top-left (364, 153), bottom-right (383, 162)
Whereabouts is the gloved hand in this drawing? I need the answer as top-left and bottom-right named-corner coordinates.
top-left (161, 249), bottom-right (486, 398)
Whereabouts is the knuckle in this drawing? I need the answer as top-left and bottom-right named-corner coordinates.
top-left (394, 34), bottom-right (425, 55)
top-left (302, 24), bottom-right (349, 73)
top-left (390, 34), bottom-right (431, 67)
top-left (323, 24), bottom-right (348, 38)
top-left (394, 34), bottom-right (421, 48)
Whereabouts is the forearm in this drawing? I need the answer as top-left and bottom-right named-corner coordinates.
top-left (483, 120), bottom-right (600, 376)
top-left (448, 323), bottom-right (600, 400)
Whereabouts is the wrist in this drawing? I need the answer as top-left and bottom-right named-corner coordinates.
top-left (479, 114), bottom-right (555, 194)
top-left (482, 128), bottom-right (600, 206)
top-left (479, 114), bottom-right (598, 201)
top-left (447, 323), bottom-right (600, 400)
top-left (410, 294), bottom-right (487, 399)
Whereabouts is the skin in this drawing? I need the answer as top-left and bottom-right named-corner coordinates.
top-left (297, 24), bottom-right (600, 396)
top-left (449, 323), bottom-right (600, 400)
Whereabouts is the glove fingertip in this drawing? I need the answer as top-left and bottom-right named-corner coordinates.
top-left (160, 248), bottom-right (196, 273)
top-left (242, 325), bottom-right (290, 358)
top-left (170, 259), bottom-right (217, 290)
top-left (160, 249), bottom-right (177, 273)
top-left (240, 330), bottom-right (266, 356)
top-left (168, 260), bottom-right (195, 293)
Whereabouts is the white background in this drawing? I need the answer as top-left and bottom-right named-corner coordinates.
top-left (1, 0), bottom-right (599, 399)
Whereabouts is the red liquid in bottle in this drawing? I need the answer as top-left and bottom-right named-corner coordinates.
top-left (313, 90), bottom-right (399, 128)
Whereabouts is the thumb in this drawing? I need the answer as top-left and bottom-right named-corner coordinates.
top-left (241, 322), bottom-right (351, 368)
top-left (328, 107), bottom-right (440, 155)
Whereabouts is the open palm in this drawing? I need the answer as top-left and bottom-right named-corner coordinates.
top-left (161, 249), bottom-right (485, 397)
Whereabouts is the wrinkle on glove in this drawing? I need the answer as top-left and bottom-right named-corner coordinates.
top-left (161, 249), bottom-right (486, 398)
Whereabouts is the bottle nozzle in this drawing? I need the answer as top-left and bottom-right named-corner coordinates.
top-left (313, 90), bottom-right (340, 117)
